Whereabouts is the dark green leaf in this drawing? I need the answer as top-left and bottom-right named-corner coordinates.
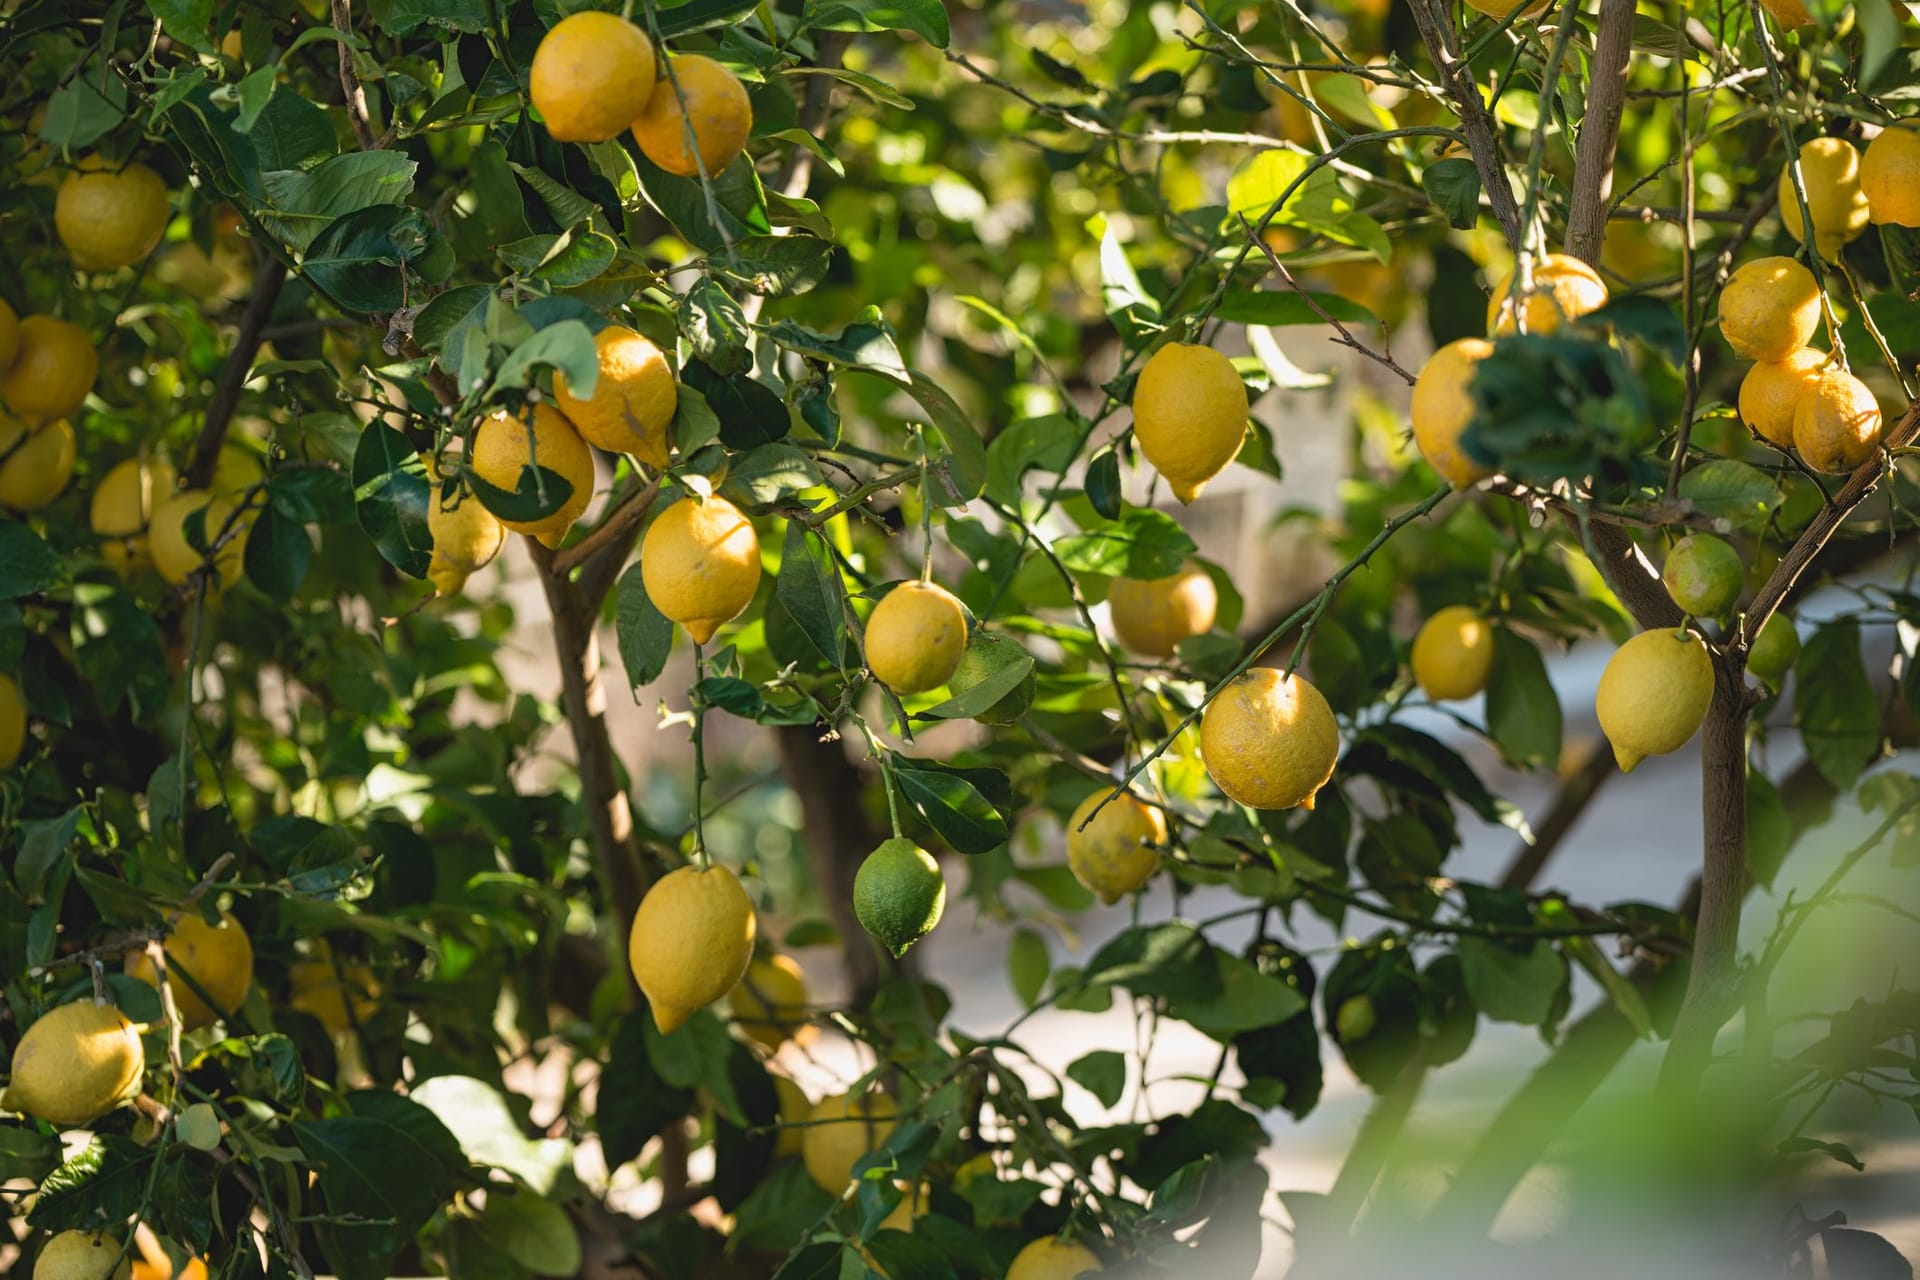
top-left (801, 0), bottom-right (950, 46)
top-left (861, 1231), bottom-right (957, 1280)
top-left (467, 464), bottom-right (575, 525)
top-left (1421, 157), bottom-right (1482, 230)
top-left (984, 415), bottom-right (1077, 506)
top-left (1485, 628), bottom-right (1561, 769)
top-left (243, 505), bottom-right (312, 600)
top-left (352, 424), bottom-right (432, 578)
top-left (304, 205), bottom-right (436, 314)
top-left (766, 309), bottom-right (909, 381)
top-left (681, 278), bottom-right (751, 376)
top-left (890, 756), bottom-right (1012, 854)
top-left (1795, 618), bottom-right (1879, 791)
top-left (1084, 922), bottom-right (1217, 1000)
top-left (615, 562), bottom-right (675, 691)
top-left (1054, 509), bottom-right (1197, 579)
top-left (712, 235), bottom-right (834, 295)
top-left (0, 522), bottom-right (66, 599)
top-left (1455, 937), bottom-right (1566, 1025)
top-left (1677, 460), bottom-right (1783, 534)
top-left (30, 1135), bottom-right (153, 1230)
top-left (1214, 290), bottom-right (1377, 327)
top-left (1085, 447), bottom-right (1122, 520)
top-left (1007, 928), bottom-right (1050, 1007)
top-left (1066, 1049), bottom-right (1126, 1107)
top-left (600, 1010), bottom-right (694, 1169)
top-left (259, 152), bottom-right (418, 253)
top-left (774, 523), bottom-right (846, 669)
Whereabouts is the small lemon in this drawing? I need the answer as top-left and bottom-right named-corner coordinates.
top-left (150, 489), bottom-right (251, 590)
top-left (1738, 348), bottom-right (1828, 449)
top-left (552, 326), bottom-right (677, 467)
top-left (1792, 367), bottom-right (1883, 473)
top-left (34, 1230), bottom-right (133, 1280)
top-left (1199, 667), bottom-right (1340, 810)
top-left (1747, 612), bottom-right (1801, 686)
top-left (947, 630), bottom-right (1037, 724)
top-left (55, 157), bottom-right (171, 271)
top-left (1, 315), bottom-right (97, 425)
top-left (0, 1000), bottom-right (145, 1127)
top-left (800, 1091), bottom-right (897, 1194)
top-left (1862, 126), bottom-right (1920, 227)
top-left (1410, 606), bottom-right (1495, 701)
top-left (1758, 0), bottom-right (1813, 24)
top-left (0, 673), bottom-right (25, 769)
top-left (288, 943), bottom-right (382, 1035)
top-left (1107, 567), bottom-right (1218, 658)
top-left (632, 55), bottom-right (754, 179)
top-left (0, 416), bottom-right (76, 511)
top-left (727, 953), bottom-right (810, 1051)
top-left (771, 1072), bottom-right (811, 1159)
top-left (864, 581), bottom-right (967, 694)
top-left (853, 837), bottom-right (946, 958)
top-left (91, 456), bottom-right (177, 574)
top-left (1486, 253), bottom-right (1609, 335)
top-left (640, 494), bottom-right (762, 644)
top-left (424, 459), bottom-right (506, 597)
top-left (1779, 138), bottom-right (1870, 260)
top-left (1131, 342), bottom-right (1248, 503)
top-left (0, 297), bottom-right (17, 369)
top-left (528, 11), bottom-right (657, 143)
top-left (471, 404), bottom-right (594, 548)
top-left (1065, 788), bottom-right (1166, 905)
top-left (1595, 628), bottom-right (1714, 772)
top-left (1662, 535), bottom-right (1744, 618)
top-left (1718, 257), bottom-right (1820, 361)
top-left (1410, 338), bottom-right (1496, 488)
top-left (211, 442), bottom-right (265, 499)
top-left (1005, 1237), bottom-right (1103, 1280)
top-left (628, 863), bottom-right (757, 1034)
top-left (125, 909), bottom-right (255, 1030)
top-left (1335, 994), bottom-right (1377, 1043)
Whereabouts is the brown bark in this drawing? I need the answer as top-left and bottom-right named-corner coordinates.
top-left (185, 258), bottom-right (289, 489)
top-left (1404, 0), bottom-right (1522, 244)
top-left (1562, 0), bottom-right (1637, 266)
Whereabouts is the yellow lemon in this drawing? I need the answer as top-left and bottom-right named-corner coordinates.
top-left (1410, 337), bottom-right (1496, 487)
top-left (1107, 567), bottom-right (1218, 658)
top-left (1410, 605), bottom-right (1495, 702)
top-left (1, 315), bottom-right (97, 425)
top-left (1718, 256), bottom-right (1820, 361)
top-left (288, 945), bottom-right (381, 1035)
top-left (0, 673), bottom-right (24, 769)
top-left (1778, 138), bottom-right (1870, 260)
top-left (0, 297), bottom-right (17, 369)
top-left (727, 953), bottom-right (811, 1051)
top-left (1758, 0), bottom-right (1813, 24)
top-left (1486, 253), bottom-right (1609, 335)
top-left (1595, 627), bottom-right (1714, 772)
top-left (1600, 218), bottom-right (1677, 284)
top-left (424, 457), bottom-right (506, 597)
top-left (150, 489), bottom-right (251, 590)
top-left (91, 456), bottom-right (177, 575)
top-left (471, 403), bottom-right (594, 548)
top-left (1065, 788), bottom-right (1167, 905)
top-left (632, 55), bottom-right (754, 179)
top-left (34, 1230), bottom-right (133, 1280)
top-left (528, 11), bottom-right (657, 143)
top-left (628, 863), bottom-right (757, 1034)
top-left (800, 1091), bottom-right (897, 1194)
top-left (1738, 348), bottom-right (1828, 449)
top-left (125, 909), bottom-right (254, 1030)
top-left (0, 1000), bottom-right (145, 1127)
top-left (1199, 667), bottom-right (1339, 810)
top-left (864, 580), bottom-right (967, 694)
top-left (771, 1072), bottom-right (811, 1159)
top-left (0, 416), bottom-right (76, 511)
top-left (56, 157), bottom-right (171, 271)
top-left (640, 494), bottom-right (762, 644)
top-left (1006, 1237), bottom-right (1103, 1280)
top-left (1792, 367), bottom-right (1883, 473)
top-left (1131, 342), bottom-right (1248, 504)
top-left (552, 326), bottom-right (677, 467)
top-left (1862, 126), bottom-right (1920, 226)
top-left (211, 442), bottom-right (265, 499)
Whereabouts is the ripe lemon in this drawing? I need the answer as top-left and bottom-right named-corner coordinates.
top-left (1, 315), bottom-right (97, 425)
top-left (528, 11), bottom-right (657, 143)
top-left (1793, 367), bottom-right (1883, 473)
top-left (1108, 567), bottom-right (1218, 658)
top-left (150, 489), bottom-right (251, 589)
top-left (1065, 788), bottom-right (1166, 905)
top-left (0, 415), bottom-right (76, 511)
top-left (727, 952), bottom-right (810, 1051)
top-left (628, 863), bottom-right (757, 1033)
top-left (424, 458), bottom-right (505, 597)
top-left (1600, 218), bottom-right (1677, 284)
top-left (1661, 534), bottom-right (1744, 617)
top-left (211, 442), bottom-right (265, 499)
top-left (472, 404), bottom-right (594, 548)
top-left (1410, 605), bottom-right (1495, 701)
top-left (1718, 257), bottom-right (1820, 361)
top-left (854, 837), bottom-right (946, 957)
top-left (865, 581), bottom-right (967, 694)
top-left (1410, 338), bottom-right (1496, 488)
top-left (632, 55), bottom-right (754, 179)
top-left (0, 1000), bottom-right (145, 1127)
top-left (91, 456), bottom-right (177, 575)
top-left (801, 1091), bottom-right (897, 1193)
top-left (1758, 0), bottom-right (1812, 24)
top-left (640, 494), bottom-right (762, 644)
top-left (56, 157), bottom-right (171, 271)
top-left (771, 1072), bottom-right (811, 1158)
top-left (1862, 126), bottom-right (1920, 227)
top-left (1595, 627), bottom-right (1714, 772)
top-left (1778, 138), bottom-right (1870, 260)
top-left (125, 909), bottom-right (255, 1030)
top-left (0, 297), bottom-right (17, 369)
top-left (1131, 342), bottom-right (1248, 504)
top-left (552, 326), bottom-right (677, 467)
top-left (1486, 253), bottom-right (1609, 335)
top-left (1006, 1237), bottom-right (1103, 1280)
top-left (288, 944), bottom-right (381, 1035)
top-left (1738, 348), bottom-right (1827, 449)
top-left (1200, 667), bottom-right (1339, 810)
top-left (1747, 612), bottom-right (1801, 686)
top-left (34, 1230), bottom-right (133, 1280)
top-left (947, 630), bottom-right (1037, 724)
top-left (0, 673), bottom-right (25, 769)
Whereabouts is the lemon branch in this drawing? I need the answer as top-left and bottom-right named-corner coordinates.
top-left (1564, 0), bottom-right (1639, 267)
top-left (184, 257), bottom-right (289, 490)
top-left (1404, 0), bottom-right (1525, 244)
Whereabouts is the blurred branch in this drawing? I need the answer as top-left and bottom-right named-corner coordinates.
top-left (185, 258), bottom-right (288, 489)
top-left (1240, 214), bottom-right (1416, 386)
top-left (330, 0), bottom-right (379, 149)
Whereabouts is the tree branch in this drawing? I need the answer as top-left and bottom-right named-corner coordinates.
top-left (1404, 0), bottom-right (1522, 244)
top-left (552, 477), bottom-right (661, 579)
top-left (1562, 0), bottom-right (1635, 266)
top-left (185, 258), bottom-right (288, 490)
top-left (330, 0), bottom-right (379, 150)
top-left (1584, 521), bottom-right (1684, 631)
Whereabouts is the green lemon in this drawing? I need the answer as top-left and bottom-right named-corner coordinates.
top-left (1747, 612), bottom-right (1801, 687)
top-left (1661, 534), bottom-right (1744, 617)
top-left (1335, 994), bottom-right (1377, 1043)
top-left (853, 838), bottom-right (946, 958)
top-left (946, 631), bottom-right (1036, 725)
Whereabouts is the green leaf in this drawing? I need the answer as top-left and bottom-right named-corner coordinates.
top-left (1214, 290), bottom-right (1377, 326)
top-left (711, 235), bottom-right (835, 295)
top-left (259, 151), bottom-right (418, 252)
top-left (15, 807), bottom-right (82, 901)
top-left (1054, 509), bottom-right (1197, 579)
top-left (352, 423), bottom-right (432, 579)
top-left (769, 1241), bottom-right (844, 1280)
top-left (681, 278), bottom-right (751, 377)
top-left (1226, 149), bottom-right (1388, 261)
top-left (411, 1076), bottom-right (570, 1195)
top-left (248, 91), bottom-right (337, 171)
top-left (721, 444), bottom-right (824, 513)
top-left (890, 756), bottom-right (1012, 854)
top-left (1676, 459), bottom-right (1782, 534)
top-left (475, 1191), bottom-right (581, 1277)
top-left (1085, 447), bottom-right (1122, 521)
top-left (1066, 1049), bottom-right (1126, 1107)
top-left (1007, 928), bottom-right (1049, 1007)
top-left (1422, 157), bottom-right (1482, 230)
top-left (1455, 936), bottom-right (1566, 1025)
top-left (656, 0), bottom-right (763, 36)
top-left (1170, 950), bottom-right (1308, 1041)
top-left (774, 523), bottom-right (847, 669)
top-left (294, 1105), bottom-right (462, 1280)
top-left (40, 67), bottom-right (128, 150)
top-left (984, 415), bottom-right (1077, 506)
top-left (29, 1135), bottom-right (153, 1231)
top-left (766, 309), bottom-right (909, 381)
top-left (148, 0), bottom-right (216, 50)
top-left (645, 1010), bottom-right (747, 1125)
top-left (304, 205), bottom-right (438, 314)
top-left (1098, 220), bottom-right (1159, 338)
top-left (601, 1010), bottom-right (695, 1169)
top-left (801, 0), bottom-right (950, 45)
top-left (906, 373), bottom-right (987, 503)
top-left (616, 562), bottom-right (675, 691)
top-left (529, 229), bottom-right (619, 287)
top-left (1084, 922), bottom-right (1216, 1000)
top-left (0, 522), bottom-right (66, 598)
top-left (243, 505), bottom-right (312, 600)
top-left (0, 1127), bottom-right (60, 1183)
top-left (1795, 618), bottom-right (1880, 791)
top-left (916, 648), bottom-right (1034, 721)
top-left (732, 1164), bottom-right (837, 1254)
top-left (413, 285), bottom-right (491, 355)
top-left (1747, 764), bottom-right (1792, 888)
top-left (633, 153), bottom-right (771, 252)
top-left (490, 319), bottom-right (599, 397)
top-left (861, 1232), bottom-right (957, 1280)
top-left (231, 66), bottom-right (278, 132)
top-left (1484, 628), bottom-right (1561, 769)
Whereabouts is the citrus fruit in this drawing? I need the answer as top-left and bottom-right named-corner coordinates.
top-left (0, 297), bottom-right (17, 369)
top-left (1410, 605), bottom-right (1495, 701)
top-left (150, 489), bottom-right (251, 589)
top-left (946, 630), bottom-right (1036, 724)
top-left (34, 1230), bottom-right (132, 1280)
top-left (1778, 138), bottom-right (1870, 260)
top-left (55, 157), bottom-right (171, 271)
top-left (1200, 667), bottom-right (1340, 810)
top-left (1738, 348), bottom-right (1828, 449)
top-left (0, 674), bottom-right (25, 769)
top-left (552, 325), bottom-right (677, 467)
top-left (1065, 788), bottom-right (1167, 905)
top-left (424, 460), bottom-right (506, 597)
top-left (1131, 342), bottom-right (1248, 503)
top-left (288, 944), bottom-right (381, 1035)
top-left (1792, 367), bottom-right (1883, 473)
top-left (1718, 256), bottom-right (1821, 361)
top-left (1335, 994), bottom-right (1377, 1042)
top-left (632, 55), bottom-right (754, 179)
top-left (627, 863), bottom-right (757, 1033)
top-left (1661, 535), bottom-right (1744, 617)
top-left (91, 456), bottom-right (177, 575)
top-left (1862, 125), bottom-right (1920, 226)
top-left (125, 909), bottom-right (255, 1029)
top-left (771, 1072), bottom-right (811, 1158)
top-left (528, 11), bottom-right (657, 143)
top-left (1758, 0), bottom-right (1812, 24)
top-left (640, 494), bottom-right (762, 644)
top-left (853, 837), bottom-right (946, 957)
top-left (1107, 567), bottom-right (1218, 658)
top-left (1747, 612), bottom-right (1801, 686)
top-left (1410, 337), bottom-right (1496, 488)
top-left (1486, 253), bottom-right (1609, 335)
top-left (0, 415), bottom-right (76, 511)
top-left (211, 442), bottom-right (265, 498)
top-left (0, 1000), bottom-right (144, 1127)
top-left (471, 404), bottom-right (594, 548)
top-left (1005, 1237), bottom-right (1103, 1280)
top-left (1, 315), bottom-right (97, 424)
top-left (865, 580), bottom-right (967, 694)
top-left (727, 952), bottom-right (810, 1051)
top-left (1600, 218), bottom-right (1676, 283)
top-left (801, 1091), bottom-right (897, 1193)
top-left (1463, 0), bottom-right (1551, 17)
top-left (1595, 627), bottom-right (1715, 772)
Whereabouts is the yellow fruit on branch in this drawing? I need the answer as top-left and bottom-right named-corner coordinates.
top-left (1778, 138), bottom-right (1870, 260)
top-left (528, 11), bottom-right (657, 143)
top-left (1005, 1237), bottom-right (1104, 1280)
top-left (34, 1230), bottom-right (133, 1280)
top-left (1758, 0), bottom-right (1813, 25)
top-left (771, 1072), bottom-right (811, 1158)
top-left (1486, 253), bottom-right (1608, 335)
top-left (640, 494), bottom-right (763, 644)
top-left (125, 909), bottom-right (255, 1029)
top-left (1595, 627), bottom-right (1714, 772)
top-left (0, 297), bottom-right (17, 369)
top-left (632, 55), bottom-right (754, 179)
top-left (0, 414), bottom-right (76, 511)
top-left (1718, 256), bottom-right (1820, 361)
top-left (471, 403), bottom-right (594, 548)
top-left (56, 156), bottom-right (171, 271)
top-left (1410, 337), bottom-right (1496, 488)
top-left (1738, 348), bottom-right (1827, 449)
top-left (0, 1000), bottom-right (145, 1127)
top-left (552, 326), bottom-right (678, 467)
top-left (864, 580), bottom-right (967, 694)
top-left (1199, 667), bottom-right (1340, 810)
top-left (800, 1091), bottom-right (897, 1193)
top-left (1131, 342), bottom-right (1248, 504)
top-left (0, 673), bottom-right (24, 769)
top-left (1792, 367), bottom-right (1883, 473)
top-left (91, 456), bottom-right (177, 575)
top-left (1107, 567), bottom-right (1217, 658)
top-left (423, 457), bottom-right (506, 597)
top-left (1862, 125), bottom-right (1920, 227)
top-left (150, 489), bottom-right (252, 590)
top-left (627, 863), bottom-right (757, 1033)
top-left (1, 315), bottom-right (97, 425)
top-left (288, 945), bottom-right (382, 1036)
top-left (727, 952), bottom-right (811, 1051)
top-left (1410, 605), bottom-right (1495, 702)
top-left (1065, 788), bottom-right (1167, 905)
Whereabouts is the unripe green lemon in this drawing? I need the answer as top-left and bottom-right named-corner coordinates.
top-left (1335, 994), bottom-right (1377, 1043)
top-left (1747, 613), bottom-right (1801, 687)
top-left (1595, 628), bottom-right (1714, 772)
top-left (946, 630), bottom-right (1035, 724)
top-left (853, 837), bottom-right (946, 957)
top-left (1661, 534), bottom-right (1744, 618)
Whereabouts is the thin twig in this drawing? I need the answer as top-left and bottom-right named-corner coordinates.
top-left (185, 259), bottom-right (289, 489)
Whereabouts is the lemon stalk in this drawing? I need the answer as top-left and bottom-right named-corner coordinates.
top-left (916, 425), bottom-right (935, 584)
top-left (690, 643), bottom-right (711, 870)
